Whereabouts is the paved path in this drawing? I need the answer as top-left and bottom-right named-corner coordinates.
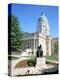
top-left (46, 59), bottom-right (59, 64)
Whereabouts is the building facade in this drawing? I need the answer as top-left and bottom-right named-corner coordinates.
top-left (22, 12), bottom-right (52, 56)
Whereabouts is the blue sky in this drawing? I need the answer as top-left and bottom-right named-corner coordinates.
top-left (8, 4), bottom-right (58, 38)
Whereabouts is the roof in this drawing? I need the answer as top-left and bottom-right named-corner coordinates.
top-left (23, 32), bottom-right (34, 38)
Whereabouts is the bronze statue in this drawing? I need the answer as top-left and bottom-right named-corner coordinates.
top-left (36, 45), bottom-right (43, 57)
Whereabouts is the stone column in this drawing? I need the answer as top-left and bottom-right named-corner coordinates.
top-left (33, 34), bottom-right (36, 55)
top-left (37, 33), bottom-right (40, 47)
top-left (46, 36), bottom-right (52, 56)
top-left (33, 38), bottom-right (35, 55)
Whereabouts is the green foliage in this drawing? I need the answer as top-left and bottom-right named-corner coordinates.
top-left (27, 62), bottom-right (33, 66)
top-left (8, 15), bottom-right (23, 52)
top-left (54, 41), bottom-right (58, 54)
top-left (27, 57), bottom-right (36, 67)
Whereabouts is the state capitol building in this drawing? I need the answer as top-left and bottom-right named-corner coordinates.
top-left (22, 12), bottom-right (52, 56)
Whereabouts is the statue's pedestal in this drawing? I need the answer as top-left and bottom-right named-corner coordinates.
top-left (36, 57), bottom-right (47, 69)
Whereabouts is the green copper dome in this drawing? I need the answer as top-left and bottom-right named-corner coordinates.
top-left (38, 12), bottom-right (48, 23)
top-left (37, 12), bottom-right (50, 35)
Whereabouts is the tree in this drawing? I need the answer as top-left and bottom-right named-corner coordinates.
top-left (54, 40), bottom-right (58, 54)
top-left (8, 15), bottom-right (23, 52)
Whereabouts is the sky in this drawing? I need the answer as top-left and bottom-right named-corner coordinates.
top-left (8, 4), bottom-right (58, 38)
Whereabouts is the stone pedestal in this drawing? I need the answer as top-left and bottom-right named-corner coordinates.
top-left (36, 57), bottom-right (47, 69)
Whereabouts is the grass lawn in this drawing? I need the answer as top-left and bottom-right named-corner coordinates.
top-left (8, 53), bottom-right (58, 66)
top-left (46, 53), bottom-right (58, 62)
top-left (8, 56), bottom-right (19, 60)
top-left (8, 55), bottom-right (36, 61)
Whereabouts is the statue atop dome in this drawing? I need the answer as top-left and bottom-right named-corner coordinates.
top-left (37, 12), bottom-right (50, 36)
top-left (41, 11), bottom-right (44, 16)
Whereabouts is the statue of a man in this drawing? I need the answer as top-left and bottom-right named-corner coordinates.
top-left (36, 45), bottom-right (43, 57)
